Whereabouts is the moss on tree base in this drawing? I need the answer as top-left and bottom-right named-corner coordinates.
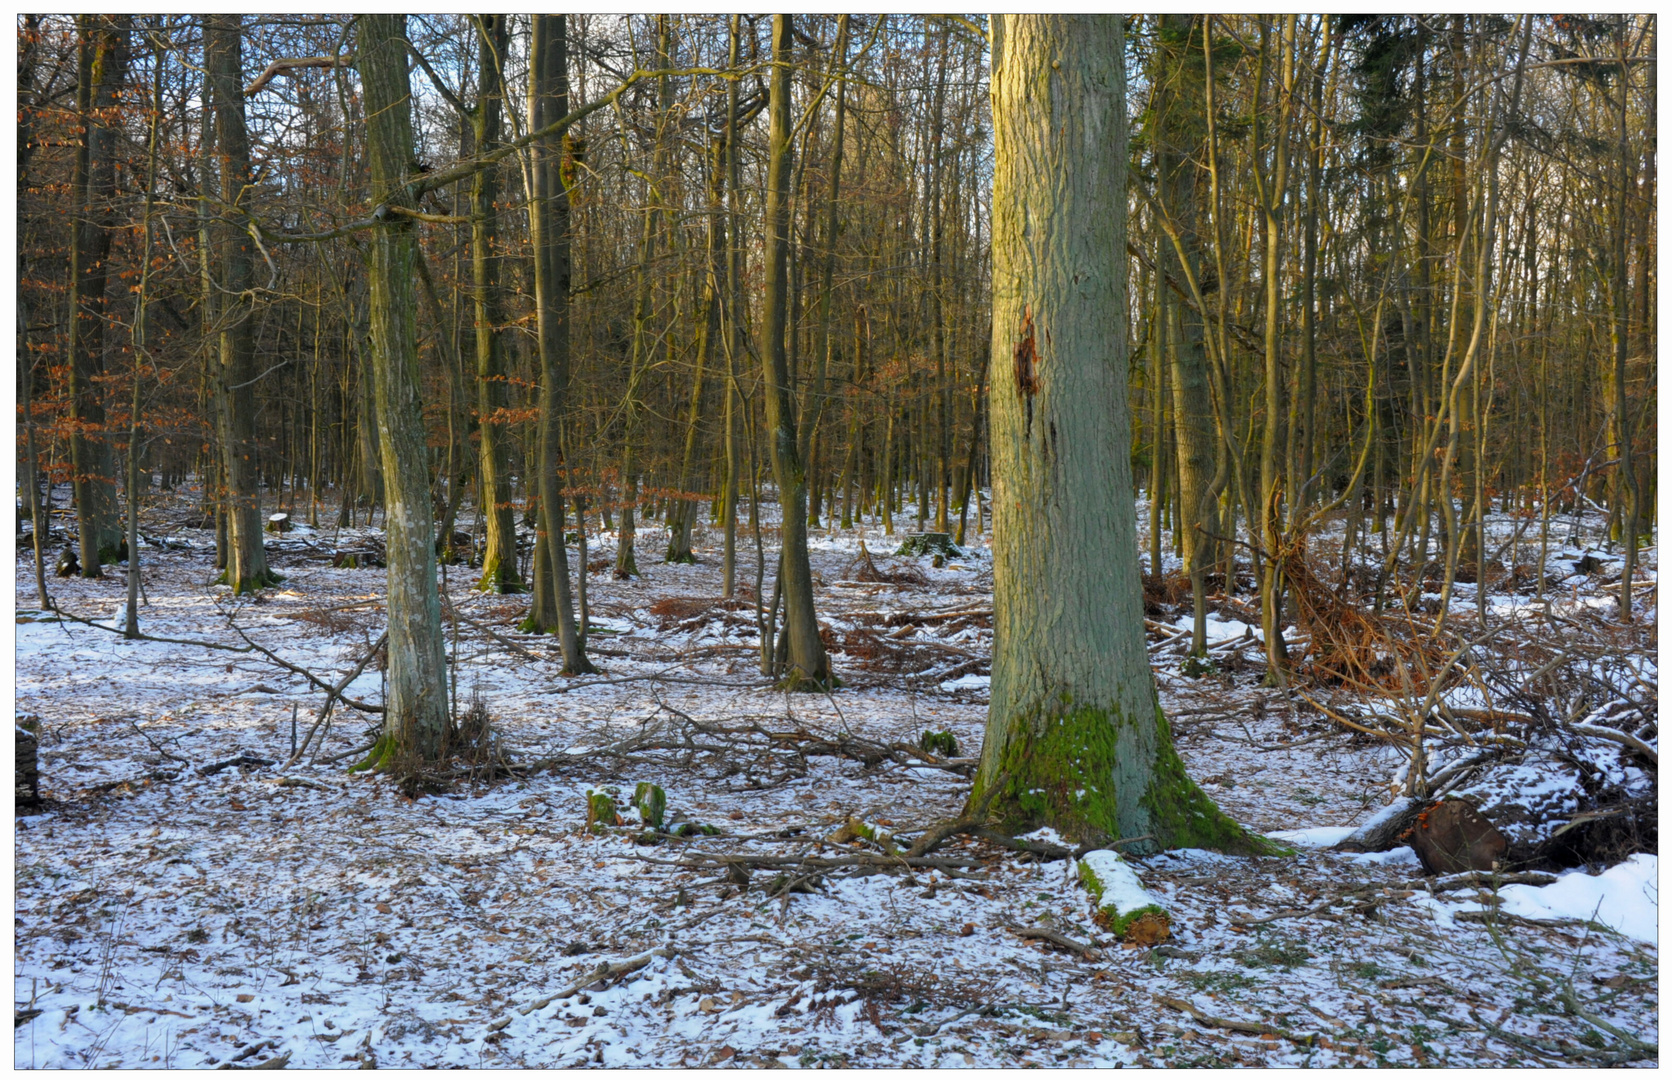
top-left (971, 700), bottom-right (1283, 856)
top-left (776, 670), bottom-right (841, 694)
top-left (349, 733), bottom-right (398, 774)
top-left (214, 567), bottom-right (284, 594)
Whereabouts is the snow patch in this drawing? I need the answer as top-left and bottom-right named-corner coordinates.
top-left (939, 673), bottom-right (990, 692)
top-left (1498, 855), bottom-right (1658, 944)
top-left (1265, 826), bottom-right (1355, 848)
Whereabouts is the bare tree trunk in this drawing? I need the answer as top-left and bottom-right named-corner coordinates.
top-left (357, 14), bottom-right (452, 767)
top-left (124, 27), bottom-right (165, 639)
top-left (525, 14), bottom-right (595, 673)
top-left (760, 15), bottom-right (831, 690)
top-left (1154, 14), bottom-right (1224, 658)
top-left (667, 127), bottom-right (728, 565)
top-left (614, 17), bottom-right (674, 580)
top-left (67, 15), bottom-right (129, 576)
top-left (720, 17), bottom-right (745, 599)
top-left (471, 15), bottom-right (523, 595)
top-left (206, 15), bottom-right (276, 594)
top-left (1613, 16), bottom-right (1642, 619)
top-left (18, 16), bottom-right (51, 609)
top-left (972, 14), bottom-right (1258, 852)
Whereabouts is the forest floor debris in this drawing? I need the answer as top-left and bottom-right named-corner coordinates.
top-left (13, 488), bottom-right (1658, 1067)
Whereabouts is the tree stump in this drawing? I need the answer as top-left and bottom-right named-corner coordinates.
top-left (895, 532), bottom-right (962, 559)
top-left (1410, 800), bottom-right (1508, 875)
top-left (266, 513), bottom-right (291, 533)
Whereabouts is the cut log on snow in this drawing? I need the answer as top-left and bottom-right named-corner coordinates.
top-left (1077, 850), bottom-right (1170, 944)
top-left (1332, 797), bottom-right (1422, 853)
top-left (16, 719), bottom-right (40, 807)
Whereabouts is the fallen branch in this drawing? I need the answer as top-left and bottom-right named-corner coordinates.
top-left (630, 852), bottom-right (986, 871)
top-left (1570, 722), bottom-right (1658, 767)
top-left (198, 754), bottom-right (276, 777)
top-left (1010, 925), bottom-right (1098, 959)
top-left (1414, 870), bottom-right (1559, 893)
top-left (555, 947), bottom-right (676, 1000)
top-left (130, 720), bottom-right (190, 766)
top-left (442, 595), bottom-right (545, 664)
top-left (229, 623), bottom-right (384, 714)
top-left (1470, 1008), bottom-right (1654, 1065)
top-left (266, 776), bottom-right (340, 792)
top-left (1155, 994), bottom-right (1317, 1046)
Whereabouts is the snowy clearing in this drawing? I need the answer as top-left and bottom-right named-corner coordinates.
top-left (13, 487), bottom-right (1659, 1068)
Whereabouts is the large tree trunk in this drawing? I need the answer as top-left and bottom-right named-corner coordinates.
top-left (205, 15), bottom-right (276, 594)
top-left (760, 15), bottom-right (832, 690)
top-left (470, 15), bottom-right (522, 595)
top-left (526, 14), bottom-right (595, 673)
top-left (970, 15), bottom-right (1260, 853)
top-left (357, 14), bottom-right (452, 767)
top-left (67, 15), bottom-right (129, 576)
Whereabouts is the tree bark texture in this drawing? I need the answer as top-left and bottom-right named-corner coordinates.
top-left (526, 14), bottom-right (594, 673)
top-left (358, 14), bottom-right (452, 765)
top-left (470, 15), bottom-right (523, 596)
top-left (67, 15), bottom-right (129, 574)
top-left (971, 14), bottom-right (1259, 853)
top-left (205, 14), bottom-right (276, 594)
top-left (760, 15), bottom-right (832, 689)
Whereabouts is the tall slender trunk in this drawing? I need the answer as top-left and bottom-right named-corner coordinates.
top-left (526, 15), bottom-right (594, 673)
top-left (668, 130), bottom-right (729, 565)
top-left (470, 15), bottom-right (522, 594)
top-left (124, 26), bottom-right (165, 638)
top-left (615, 17), bottom-right (673, 580)
top-left (67, 15), bottom-right (129, 576)
top-left (1613, 17), bottom-right (1642, 619)
top-left (18, 16), bottom-right (50, 608)
top-left (1253, 17), bottom-right (1297, 685)
top-left (1156, 14), bottom-right (1230, 657)
top-left (357, 14), bottom-right (453, 766)
top-left (720, 15), bottom-right (745, 599)
top-left (927, 22), bottom-right (953, 534)
top-left (205, 15), bottom-right (276, 594)
top-left (760, 15), bottom-right (831, 690)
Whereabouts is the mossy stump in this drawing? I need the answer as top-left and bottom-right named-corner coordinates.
top-left (896, 532), bottom-right (963, 559)
top-left (918, 729), bottom-right (959, 758)
top-left (586, 789), bottom-right (621, 833)
top-left (632, 782), bottom-right (667, 829)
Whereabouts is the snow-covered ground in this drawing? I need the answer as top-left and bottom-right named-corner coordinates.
top-left (13, 485), bottom-right (1658, 1067)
